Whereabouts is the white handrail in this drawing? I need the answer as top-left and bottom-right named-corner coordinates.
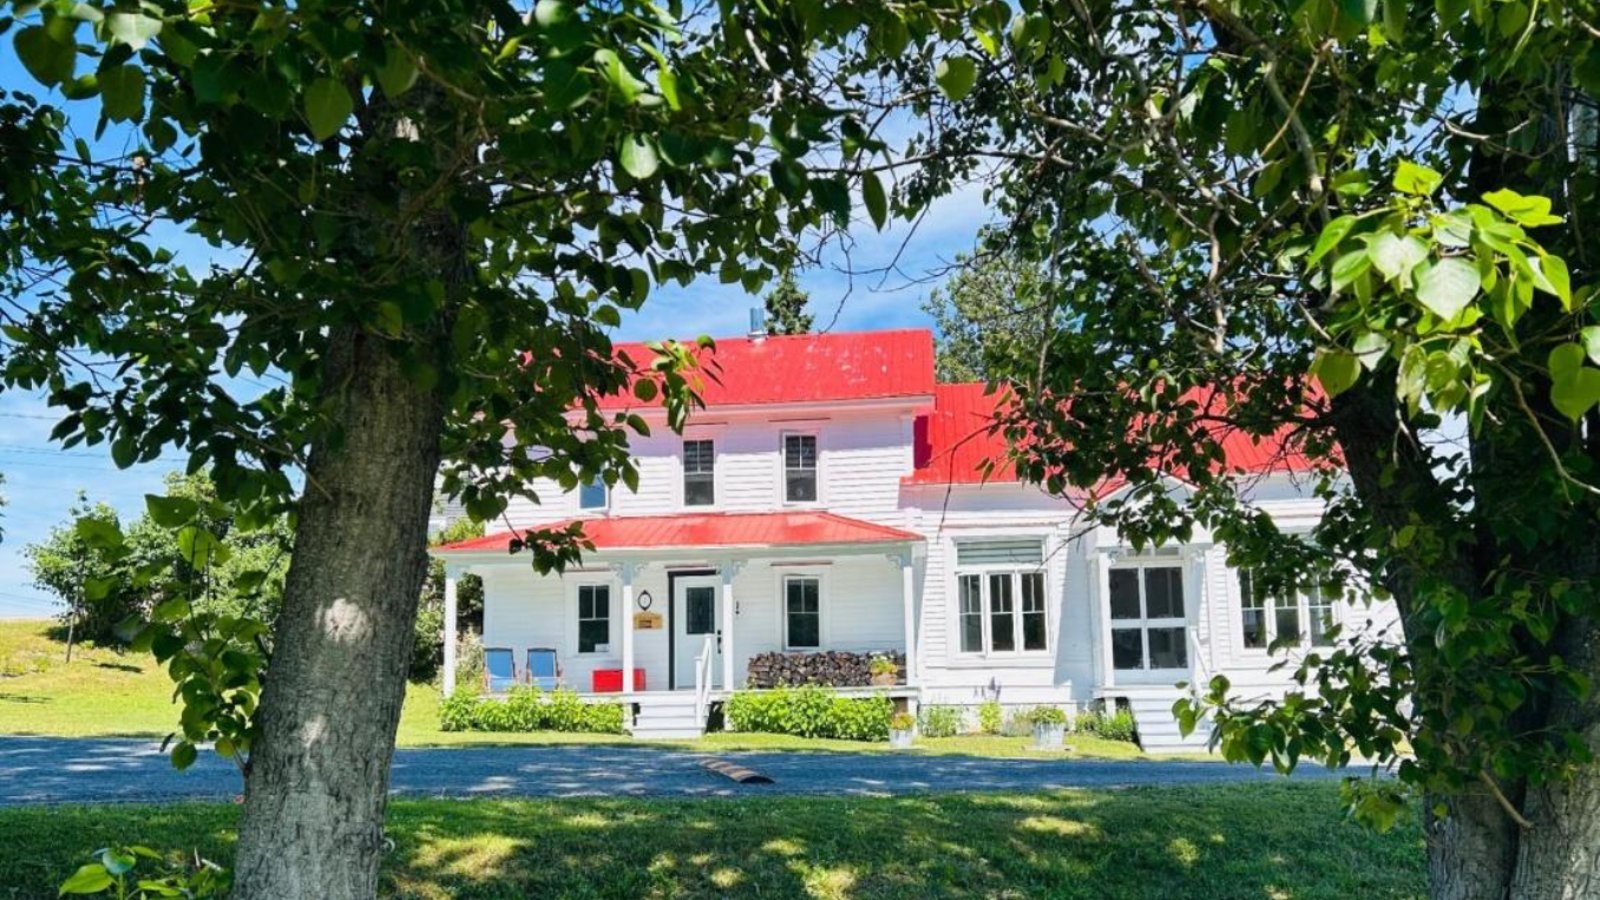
top-left (693, 634), bottom-right (715, 728)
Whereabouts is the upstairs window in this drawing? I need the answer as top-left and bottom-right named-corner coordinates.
top-left (578, 477), bottom-right (607, 510)
top-left (1239, 571), bottom-right (1338, 650)
top-left (783, 433), bottom-right (818, 503)
top-left (577, 585), bottom-right (610, 654)
top-left (683, 439), bottom-right (715, 506)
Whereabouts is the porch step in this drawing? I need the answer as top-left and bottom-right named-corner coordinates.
top-left (628, 692), bottom-right (707, 741)
top-left (1100, 688), bottom-right (1213, 754)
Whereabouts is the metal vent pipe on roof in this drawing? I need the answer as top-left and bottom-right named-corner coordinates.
top-left (748, 307), bottom-right (767, 340)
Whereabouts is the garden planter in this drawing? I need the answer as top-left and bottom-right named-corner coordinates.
top-left (1033, 722), bottom-right (1066, 750)
top-left (889, 727), bottom-right (915, 749)
top-left (871, 672), bottom-right (898, 687)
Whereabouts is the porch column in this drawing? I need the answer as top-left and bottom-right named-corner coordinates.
top-left (1094, 547), bottom-right (1123, 690)
top-left (719, 560), bottom-right (745, 691)
top-left (890, 551), bottom-right (917, 685)
top-left (612, 562), bottom-right (646, 697)
top-left (442, 565), bottom-right (460, 698)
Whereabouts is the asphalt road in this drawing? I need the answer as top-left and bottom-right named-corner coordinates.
top-left (0, 736), bottom-right (1341, 806)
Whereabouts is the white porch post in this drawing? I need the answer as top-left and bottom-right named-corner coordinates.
top-left (893, 551), bottom-right (917, 685)
top-left (612, 562), bottom-right (645, 697)
top-left (719, 560), bottom-right (745, 691)
top-left (1094, 548), bottom-right (1122, 690)
top-left (442, 566), bottom-right (460, 698)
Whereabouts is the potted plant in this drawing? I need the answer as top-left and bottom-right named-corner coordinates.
top-left (889, 712), bottom-right (916, 749)
top-left (868, 655), bottom-right (899, 687)
top-left (1027, 706), bottom-right (1068, 750)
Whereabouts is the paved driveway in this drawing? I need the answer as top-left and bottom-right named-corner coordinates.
top-left (0, 736), bottom-right (1339, 806)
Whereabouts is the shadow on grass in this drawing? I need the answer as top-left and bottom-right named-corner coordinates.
top-left (0, 784), bottom-right (1425, 899)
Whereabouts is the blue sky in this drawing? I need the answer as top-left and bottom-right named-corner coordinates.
top-left (0, 49), bottom-right (993, 616)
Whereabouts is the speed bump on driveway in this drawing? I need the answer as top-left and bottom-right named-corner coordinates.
top-left (700, 758), bottom-right (774, 784)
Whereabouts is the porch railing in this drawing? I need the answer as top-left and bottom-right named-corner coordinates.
top-left (693, 634), bottom-right (715, 728)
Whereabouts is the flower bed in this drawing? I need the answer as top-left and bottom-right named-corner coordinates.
top-left (438, 686), bottom-right (626, 734)
top-left (724, 686), bottom-right (893, 741)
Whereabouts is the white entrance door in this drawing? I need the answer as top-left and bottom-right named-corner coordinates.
top-left (674, 575), bottom-right (722, 690)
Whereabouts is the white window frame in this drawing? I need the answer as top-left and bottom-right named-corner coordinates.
top-left (780, 430), bottom-right (821, 506)
top-left (953, 567), bottom-right (1050, 657)
top-left (577, 477), bottom-right (608, 512)
top-left (682, 438), bottom-right (717, 508)
top-left (1107, 561), bottom-right (1189, 672)
top-left (1238, 570), bottom-right (1340, 652)
top-left (780, 573), bottom-right (824, 651)
top-left (573, 580), bottom-right (614, 657)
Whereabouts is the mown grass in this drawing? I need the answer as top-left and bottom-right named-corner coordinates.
top-left (1, 619), bottom-right (1153, 759)
top-left (0, 783), bottom-right (1424, 899)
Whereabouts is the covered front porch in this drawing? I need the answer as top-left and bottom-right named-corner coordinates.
top-left (433, 512), bottom-right (925, 735)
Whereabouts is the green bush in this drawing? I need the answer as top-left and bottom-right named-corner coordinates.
top-left (725, 686), bottom-right (893, 741)
top-left (437, 687), bottom-right (625, 734)
top-left (977, 699), bottom-right (1003, 735)
top-left (1075, 707), bottom-right (1137, 743)
top-left (1025, 705), bottom-right (1068, 726)
top-left (918, 705), bottom-right (963, 737)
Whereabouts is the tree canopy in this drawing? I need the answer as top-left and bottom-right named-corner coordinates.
top-left (762, 268), bottom-right (814, 335)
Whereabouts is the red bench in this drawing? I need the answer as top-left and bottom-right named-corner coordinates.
top-left (591, 668), bottom-right (646, 693)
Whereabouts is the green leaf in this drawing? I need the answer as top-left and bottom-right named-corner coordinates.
top-left (1353, 331), bottom-right (1390, 369)
top-left (593, 48), bottom-right (641, 103)
top-left (1367, 232), bottom-right (1427, 282)
top-left (15, 25), bottom-right (76, 86)
top-left (1533, 253), bottom-right (1572, 308)
top-left (1552, 368), bottom-right (1600, 421)
top-left (176, 525), bottom-right (221, 568)
top-left (170, 741), bottom-right (198, 770)
top-left (304, 77), bottom-right (353, 142)
top-left (934, 55), bottom-right (977, 102)
top-left (376, 48), bottom-right (417, 98)
top-left (1330, 249), bottom-right (1371, 292)
top-left (1312, 349), bottom-right (1361, 397)
top-left (105, 11), bottom-right (161, 50)
top-left (862, 170), bottom-right (888, 230)
top-left (98, 64), bottom-right (144, 122)
top-left (1393, 160), bottom-right (1443, 196)
top-left (534, 0), bottom-right (571, 27)
top-left (1483, 188), bottom-right (1563, 227)
top-left (1580, 327), bottom-right (1600, 365)
top-left (57, 862), bottom-right (114, 895)
top-left (617, 134), bottom-right (659, 179)
top-left (633, 379), bottom-right (658, 402)
top-left (657, 67), bottom-right (681, 110)
top-left (1381, 0), bottom-right (1407, 41)
top-left (1550, 343), bottom-right (1586, 381)
top-left (74, 517), bottom-right (123, 550)
top-left (145, 494), bottom-right (198, 527)
top-left (1414, 257), bottom-right (1480, 320)
top-left (83, 576), bottom-right (116, 602)
top-left (1308, 215), bottom-right (1357, 266)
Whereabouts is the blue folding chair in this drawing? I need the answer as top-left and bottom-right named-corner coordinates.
top-left (525, 648), bottom-right (562, 691)
top-left (484, 647), bottom-right (518, 693)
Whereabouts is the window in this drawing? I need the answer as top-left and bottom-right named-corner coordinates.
top-left (578, 478), bottom-right (607, 510)
top-left (577, 585), bottom-right (610, 654)
top-left (685, 586), bottom-right (715, 635)
top-left (784, 576), bottom-right (820, 649)
top-left (783, 433), bottom-right (818, 502)
top-left (1109, 565), bottom-right (1188, 671)
top-left (1238, 571), bottom-right (1339, 650)
top-left (954, 540), bottom-right (1049, 655)
top-left (683, 439), bottom-right (715, 506)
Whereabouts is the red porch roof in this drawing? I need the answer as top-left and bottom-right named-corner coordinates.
top-left (436, 511), bottom-right (920, 554)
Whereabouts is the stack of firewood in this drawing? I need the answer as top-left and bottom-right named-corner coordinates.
top-left (744, 650), bottom-right (907, 688)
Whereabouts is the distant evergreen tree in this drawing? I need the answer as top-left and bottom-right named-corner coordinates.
top-left (763, 270), bottom-right (814, 335)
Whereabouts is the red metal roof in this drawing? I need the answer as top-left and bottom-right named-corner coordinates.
top-left (436, 511), bottom-right (920, 554)
top-left (906, 382), bottom-right (1319, 487)
top-left (600, 329), bottom-right (935, 409)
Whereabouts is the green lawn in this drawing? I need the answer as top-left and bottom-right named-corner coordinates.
top-left (0, 783), bottom-right (1423, 899)
top-left (1, 618), bottom-right (1153, 759)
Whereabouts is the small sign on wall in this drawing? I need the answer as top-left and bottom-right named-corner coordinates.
top-left (634, 611), bottom-right (664, 630)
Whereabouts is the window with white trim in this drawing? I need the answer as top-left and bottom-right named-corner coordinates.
top-left (783, 433), bottom-right (818, 502)
top-left (1109, 565), bottom-right (1188, 670)
top-left (578, 477), bottom-right (607, 510)
top-left (683, 439), bottom-right (715, 506)
top-left (577, 584), bottom-right (610, 654)
top-left (784, 576), bottom-right (821, 649)
top-left (1239, 571), bottom-right (1337, 649)
top-left (955, 539), bottom-right (1049, 655)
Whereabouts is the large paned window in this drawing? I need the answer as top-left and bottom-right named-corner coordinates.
top-left (783, 433), bottom-right (818, 502)
top-left (683, 439), bottom-right (715, 506)
top-left (578, 477), bottom-right (607, 510)
top-left (1109, 565), bottom-right (1188, 671)
top-left (955, 539), bottom-right (1049, 655)
top-left (784, 576), bottom-right (821, 649)
top-left (577, 584), bottom-right (610, 654)
top-left (1238, 571), bottom-right (1338, 649)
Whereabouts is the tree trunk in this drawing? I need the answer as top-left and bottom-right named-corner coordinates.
top-left (1426, 790), bottom-right (1520, 900)
top-left (230, 326), bottom-right (444, 899)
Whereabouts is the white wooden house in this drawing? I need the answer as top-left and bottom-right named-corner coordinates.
top-left (433, 324), bottom-right (1399, 748)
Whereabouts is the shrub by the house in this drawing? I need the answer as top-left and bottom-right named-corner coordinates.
top-left (1075, 707), bottom-right (1137, 743)
top-left (977, 700), bottom-right (1003, 735)
top-left (438, 687), bottom-right (625, 734)
top-left (724, 686), bottom-right (892, 741)
top-left (918, 705), bottom-right (964, 738)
